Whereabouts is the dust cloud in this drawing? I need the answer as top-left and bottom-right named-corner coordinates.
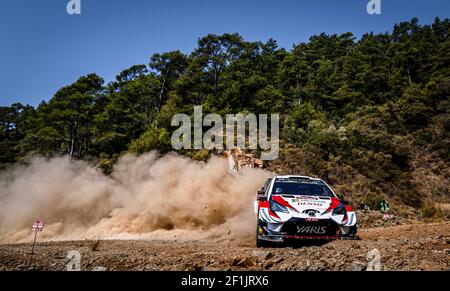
top-left (0, 152), bottom-right (271, 243)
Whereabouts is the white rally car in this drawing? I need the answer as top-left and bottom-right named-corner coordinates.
top-left (255, 175), bottom-right (357, 247)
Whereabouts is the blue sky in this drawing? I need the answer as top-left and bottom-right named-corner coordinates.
top-left (0, 0), bottom-right (449, 106)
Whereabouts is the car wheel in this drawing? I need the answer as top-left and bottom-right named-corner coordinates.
top-left (348, 225), bottom-right (358, 238)
top-left (256, 219), bottom-right (270, 248)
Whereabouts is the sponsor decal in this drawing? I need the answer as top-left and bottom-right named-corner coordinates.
top-left (298, 196), bottom-right (319, 200)
top-left (298, 201), bottom-right (325, 207)
top-left (297, 225), bottom-right (327, 234)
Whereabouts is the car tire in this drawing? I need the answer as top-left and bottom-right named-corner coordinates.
top-left (256, 235), bottom-right (270, 248)
top-left (348, 225), bottom-right (358, 238)
top-left (256, 219), bottom-right (270, 248)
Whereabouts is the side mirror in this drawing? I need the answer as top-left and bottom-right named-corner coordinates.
top-left (257, 190), bottom-right (267, 201)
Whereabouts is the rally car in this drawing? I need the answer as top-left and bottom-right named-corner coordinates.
top-left (255, 175), bottom-right (357, 247)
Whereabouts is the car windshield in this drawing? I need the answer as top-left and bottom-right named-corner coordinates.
top-left (271, 178), bottom-right (334, 197)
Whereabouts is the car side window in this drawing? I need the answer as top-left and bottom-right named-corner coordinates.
top-left (264, 178), bottom-right (272, 196)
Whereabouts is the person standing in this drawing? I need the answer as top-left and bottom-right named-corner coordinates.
top-left (380, 199), bottom-right (390, 220)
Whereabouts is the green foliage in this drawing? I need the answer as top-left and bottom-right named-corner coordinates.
top-left (189, 149), bottom-right (211, 161)
top-left (97, 153), bottom-right (114, 175)
top-left (128, 126), bottom-right (170, 154)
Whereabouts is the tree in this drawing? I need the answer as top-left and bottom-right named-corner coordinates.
top-left (93, 68), bottom-right (160, 155)
top-left (149, 51), bottom-right (188, 112)
top-left (192, 33), bottom-right (245, 98)
top-left (0, 103), bottom-right (35, 166)
top-left (22, 74), bottom-right (104, 159)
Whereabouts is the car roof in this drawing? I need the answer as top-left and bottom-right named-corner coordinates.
top-left (268, 175), bottom-right (337, 197)
top-left (273, 175), bottom-right (322, 181)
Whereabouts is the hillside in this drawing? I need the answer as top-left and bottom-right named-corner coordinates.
top-left (1, 17), bottom-right (449, 217)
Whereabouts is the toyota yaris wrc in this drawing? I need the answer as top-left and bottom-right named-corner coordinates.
top-left (255, 175), bottom-right (357, 247)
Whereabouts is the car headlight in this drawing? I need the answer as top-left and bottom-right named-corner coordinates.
top-left (270, 200), bottom-right (289, 214)
top-left (332, 203), bottom-right (346, 215)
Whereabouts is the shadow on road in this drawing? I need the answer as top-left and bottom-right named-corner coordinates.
top-left (264, 239), bottom-right (332, 249)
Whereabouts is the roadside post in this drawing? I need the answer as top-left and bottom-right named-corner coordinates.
top-left (29, 219), bottom-right (44, 266)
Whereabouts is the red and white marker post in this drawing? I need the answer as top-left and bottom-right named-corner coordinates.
top-left (30, 219), bottom-right (44, 265)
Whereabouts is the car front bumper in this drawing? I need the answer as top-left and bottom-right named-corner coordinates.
top-left (258, 217), bottom-right (357, 241)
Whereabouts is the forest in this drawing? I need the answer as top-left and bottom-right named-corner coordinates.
top-left (1, 17), bottom-right (449, 216)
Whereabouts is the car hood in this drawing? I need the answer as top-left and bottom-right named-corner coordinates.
top-left (259, 195), bottom-right (356, 227)
top-left (271, 194), bottom-right (335, 214)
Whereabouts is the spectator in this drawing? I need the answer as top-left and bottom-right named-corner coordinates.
top-left (380, 199), bottom-right (390, 220)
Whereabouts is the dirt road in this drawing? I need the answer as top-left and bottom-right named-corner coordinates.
top-left (0, 221), bottom-right (448, 271)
